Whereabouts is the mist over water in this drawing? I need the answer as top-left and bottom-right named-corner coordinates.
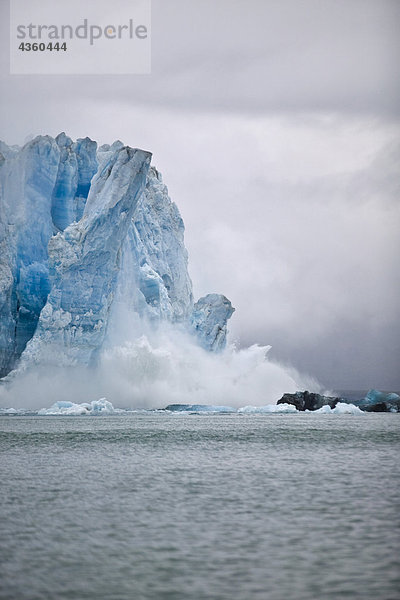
top-left (0, 303), bottom-right (323, 411)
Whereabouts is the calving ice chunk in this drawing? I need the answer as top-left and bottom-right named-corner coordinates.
top-left (0, 134), bottom-right (234, 377)
top-left (191, 294), bottom-right (235, 352)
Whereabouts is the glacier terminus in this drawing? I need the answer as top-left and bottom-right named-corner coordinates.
top-left (0, 134), bottom-right (235, 377)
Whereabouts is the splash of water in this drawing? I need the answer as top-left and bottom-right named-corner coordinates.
top-left (0, 305), bottom-right (323, 410)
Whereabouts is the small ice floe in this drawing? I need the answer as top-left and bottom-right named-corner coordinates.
top-left (0, 407), bottom-right (24, 415)
top-left (38, 398), bottom-right (117, 415)
top-left (238, 403), bottom-right (298, 414)
top-left (310, 402), bottom-right (364, 415)
top-left (164, 404), bottom-right (236, 414)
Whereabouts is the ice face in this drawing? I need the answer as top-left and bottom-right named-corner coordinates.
top-left (115, 167), bottom-right (193, 324)
top-left (0, 134), bottom-right (234, 378)
top-left (0, 141), bottom-right (18, 160)
top-left (190, 294), bottom-right (235, 351)
top-left (51, 133), bottom-right (98, 232)
top-left (51, 133), bottom-right (78, 231)
top-left (20, 145), bottom-right (152, 368)
top-left (0, 136), bottom-right (60, 376)
top-left (74, 136), bottom-right (98, 220)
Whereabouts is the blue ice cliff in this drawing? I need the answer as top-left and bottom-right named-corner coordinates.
top-left (0, 135), bottom-right (234, 376)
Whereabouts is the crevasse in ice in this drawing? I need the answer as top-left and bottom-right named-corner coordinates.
top-left (0, 134), bottom-right (234, 376)
top-left (51, 133), bottom-right (98, 231)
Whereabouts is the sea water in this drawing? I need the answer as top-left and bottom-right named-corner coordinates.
top-left (0, 413), bottom-right (399, 600)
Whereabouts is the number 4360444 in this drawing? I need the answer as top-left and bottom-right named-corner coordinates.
top-left (18, 42), bottom-right (67, 51)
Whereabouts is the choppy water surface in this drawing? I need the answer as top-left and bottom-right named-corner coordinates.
top-left (0, 413), bottom-right (399, 600)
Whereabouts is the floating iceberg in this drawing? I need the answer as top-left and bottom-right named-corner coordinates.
top-left (164, 403), bottom-right (236, 413)
top-left (38, 398), bottom-right (117, 415)
top-left (0, 407), bottom-right (28, 416)
top-left (237, 403), bottom-right (298, 414)
top-left (356, 389), bottom-right (400, 413)
top-left (311, 402), bottom-right (365, 415)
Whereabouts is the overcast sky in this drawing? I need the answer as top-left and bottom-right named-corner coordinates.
top-left (1, 0), bottom-right (399, 390)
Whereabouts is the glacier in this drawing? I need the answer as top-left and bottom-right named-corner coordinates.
top-left (2, 133), bottom-right (388, 413)
top-left (0, 134), bottom-right (235, 377)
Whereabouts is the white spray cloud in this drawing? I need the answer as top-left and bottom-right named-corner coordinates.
top-left (0, 303), bottom-right (323, 411)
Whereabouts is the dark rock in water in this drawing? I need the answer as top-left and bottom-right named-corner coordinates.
top-left (277, 391), bottom-right (342, 412)
top-left (279, 389), bottom-right (400, 413)
top-left (355, 389), bottom-right (400, 413)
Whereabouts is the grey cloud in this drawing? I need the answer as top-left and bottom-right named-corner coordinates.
top-left (173, 132), bottom-right (400, 390)
top-left (1, 0), bottom-right (400, 126)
